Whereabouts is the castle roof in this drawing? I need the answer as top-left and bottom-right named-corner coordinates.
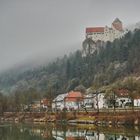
top-left (86, 27), bottom-right (104, 33)
top-left (113, 18), bottom-right (122, 23)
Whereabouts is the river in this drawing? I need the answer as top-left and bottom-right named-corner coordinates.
top-left (0, 123), bottom-right (140, 140)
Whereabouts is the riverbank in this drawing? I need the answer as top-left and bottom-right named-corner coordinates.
top-left (0, 110), bottom-right (140, 126)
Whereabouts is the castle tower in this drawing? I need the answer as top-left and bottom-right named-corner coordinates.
top-left (112, 18), bottom-right (123, 31)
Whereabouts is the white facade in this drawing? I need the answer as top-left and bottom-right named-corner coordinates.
top-left (134, 99), bottom-right (140, 107)
top-left (93, 93), bottom-right (106, 109)
top-left (65, 101), bottom-right (82, 110)
top-left (84, 93), bottom-right (106, 109)
top-left (52, 129), bottom-right (140, 140)
top-left (87, 31), bottom-right (105, 42)
top-left (84, 94), bottom-right (95, 109)
top-left (86, 18), bottom-right (124, 42)
top-left (116, 97), bottom-right (132, 108)
top-left (52, 93), bottom-right (68, 110)
top-left (86, 26), bottom-right (123, 42)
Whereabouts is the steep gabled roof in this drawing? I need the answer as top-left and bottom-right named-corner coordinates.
top-left (53, 93), bottom-right (68, 102)
top-left (113, 18), bottom-right (122, 23)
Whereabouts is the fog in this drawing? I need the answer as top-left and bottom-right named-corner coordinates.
top-left (0, 0), bottom-right (140, 72)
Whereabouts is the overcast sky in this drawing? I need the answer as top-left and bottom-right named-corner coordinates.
top-left (0, 0), bottom-right (140, 72)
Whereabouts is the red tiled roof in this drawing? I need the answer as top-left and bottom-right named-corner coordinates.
top-left (41, 98), bottom-right (50, 106)
top-left (86, 27), bottom-right (104, 33)
top-left (66, 137), bottom-right (85, 140)
top-left (65, 91), bottom-right (83, 102)
top-left (115, 89), bottom-right (129, 97)
top-left (133, 95), bottom-right (140, 99)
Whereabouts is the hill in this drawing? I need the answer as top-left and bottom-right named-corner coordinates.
top-left (0, 29), bottom-right (140, 96)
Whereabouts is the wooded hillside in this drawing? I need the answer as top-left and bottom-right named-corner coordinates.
top-left (0, 29), bottom-right (140, 96)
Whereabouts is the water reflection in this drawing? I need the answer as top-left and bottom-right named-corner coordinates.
top-left (0, 123), bottom-right (140, 140)
top-left (52, 128), bottom-right (138, 140)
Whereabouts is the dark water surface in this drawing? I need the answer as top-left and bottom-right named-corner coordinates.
top-left (0, 123), bottom-right (140, 140)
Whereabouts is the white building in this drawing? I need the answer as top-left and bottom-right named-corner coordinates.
top-left (86, 18), bottom-right (124, 42)
top-left (65, 91), bottom-right (84, 110)
top-left (52, 93), bottom-right (68, 111)
top-left (134, 97), bottom-right (140, 107)
top-left (116, 97), bottom-right (132, 108)
top-left (93, 93), bottom-right (106, 109)
top-left (84, 94), bottom-right (95, 109)
top-left (84, 93), bottom-right (106, 109)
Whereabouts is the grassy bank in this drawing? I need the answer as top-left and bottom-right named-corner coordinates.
top-left (0, 110), bottom-right (140, 126)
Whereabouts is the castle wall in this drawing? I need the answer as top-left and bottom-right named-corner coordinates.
top-left (86, 18), bottom-right (124, 42)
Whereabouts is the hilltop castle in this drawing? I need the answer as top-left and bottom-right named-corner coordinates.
top-left (86, 18), bottom-right (124, 42)
top-left (82, 18), bottom-right (124, 57)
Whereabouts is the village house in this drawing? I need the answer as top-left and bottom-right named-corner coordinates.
top-left (84, 93), bottom-right (95, 109)
top-left (29, 99), bottom-right (52, 112)
top-left (114, 89), bottom-right (132, 108)
top-left (93, 93), bottom-right (106, 109)
top-left (41, 98), bottom-right (51, 111)
top-left (52, 93), bottom-right (68, 111)
top-left (29, 100), bottom-right (41, 112)
top-left (134, 96), bottom-right (140, 107)
top-left (116, 97), bottom-right (132, 108)
top-left (65, 91), bottom-right (83, 110)
top-left (84, 93), bottom-right (106, 109)
top-left (84, 93), bottom-right (105, 109)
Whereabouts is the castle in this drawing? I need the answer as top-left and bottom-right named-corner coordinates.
top-left (86, 18), bottom-right (124, 42)
top-left (82, 18), bottom-right (124, 57)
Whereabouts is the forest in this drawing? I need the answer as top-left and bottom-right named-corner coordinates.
top-left (0, 29), bottom-right (140, 113)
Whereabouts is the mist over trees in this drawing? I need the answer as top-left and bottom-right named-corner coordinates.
top-left (0, 29), bottom-right (140, 99)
